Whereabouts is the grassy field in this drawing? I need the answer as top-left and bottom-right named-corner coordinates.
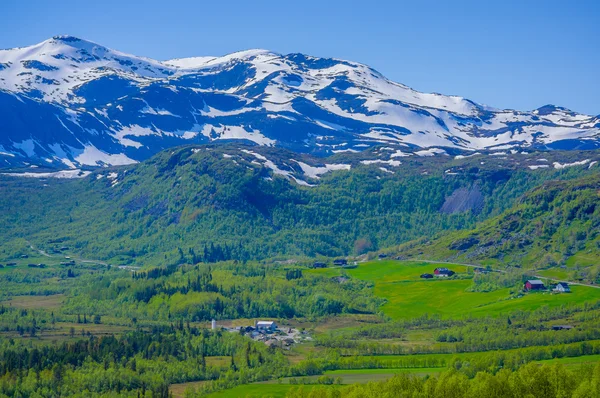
top-left (537, 354), bottom-right (600, 368)
top-left (566, 252), bottom-right (600, 268)
top-left (0, 321), bottom-right (134, 342)
top-left (170, 380), bottom-right (208, 398)
top-left (536, 268), bottom-right (572, 280)
top-left (205, 356), bottom-right (231, 367)
top-left (204, 384), bottom-right (336, 398)
top-left (259, 367), bottom-right (442, 386)
top-left (1, 294), bottom-right (65, 309)
top-left (346, 260), bottom-right (600, 319)
top-left (322, 367), bottom-right (442, 382)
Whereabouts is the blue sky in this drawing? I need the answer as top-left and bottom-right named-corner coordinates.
top-left (1, 0), bottom-right (599, 114)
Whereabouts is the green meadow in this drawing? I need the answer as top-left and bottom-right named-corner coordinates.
top-left (537, 354), bottom-right (600, 368)
top-left (344, 260), bottom-right (600, 319)
top-left (205, 384), bottom-right (339, 398)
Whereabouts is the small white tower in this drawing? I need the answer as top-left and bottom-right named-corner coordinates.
top-left (211, 319), bottom-right (216, 330)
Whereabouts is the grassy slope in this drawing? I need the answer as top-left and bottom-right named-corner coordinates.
top-left (342, 260), bottom-right (600, 319)
top-left (397, 174), bottom-right (600, 277)
top-left (204, 384), bottom-right (332, 398)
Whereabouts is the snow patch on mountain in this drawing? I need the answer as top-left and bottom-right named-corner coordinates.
top-left (1, 36), bottom-right (599, 168)
top-left (294, 161), bottom-right (351, 178)
top-left (553, 159), bottom-right (591, 169)
top-left (415, 148), bottom-right (448, 157)
top-left (201, 125), bottom-right (275, 146)
top-left (361, 159), bottom-right (402, 167)
top-left (74, 146), bottom-right (137, 167)
top-left (1, 169), bottom-right (90, 178)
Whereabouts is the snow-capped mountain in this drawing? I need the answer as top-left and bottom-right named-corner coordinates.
top-left (0, 35), bottom-right (599, 168)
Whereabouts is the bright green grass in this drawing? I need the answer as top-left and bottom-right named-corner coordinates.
top-left (350, 342), bottom-right (600, 365)
top-left (304, 268), bottom-right (342, 278)
top-left (261, 369), bottom-right (441, 386)
top-left (566, 251), bottom-right (600, 268)
top-left (325, 367), bottom-right (442, 376)
top-left (347, 260), bottom-right (600, 319)
top-left (205, 384), bottom-right (337, 398)
top-left (348, 260), bottom-right (469, 282)
top-left (537, 354), bottom-right (600, 367)
top-left (536, 268), bottom-right (572, 280)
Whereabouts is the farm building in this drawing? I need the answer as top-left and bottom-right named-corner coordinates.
top-left (525, 280), bottom-right (545, 291)
top-left (420, 273), bottom-right (434, 279)
top-left (434, 267), bottom-right (455, 277)
top-left (255, 321), bottom-right (277, 332)
top-left (553, 282), bottom-right (571, 293)
top-left (312, 262), bottom-right (327, 268)
top-left (333, 259), bottom-right (347, 266)
top-left (552, 325), bottom-right (574, 331)
top-left (378, 253), bottom-right (388, 259)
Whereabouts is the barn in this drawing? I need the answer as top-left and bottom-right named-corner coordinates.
top-left (525, 280), bottom-right (545, 291)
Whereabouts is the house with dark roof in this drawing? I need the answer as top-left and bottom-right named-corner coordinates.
top-left (525, 279), bottom-right (545, 291)
top-left (312, 262), bottom-right (327, 269)
top-left (553, 282), bottom-right (571, 293)
top-left (434, 267), bottom-right (455, 277)
top-left (552, 325), bottom-right (574, 331)
top-left (333, 259), bottom-right (347, 266)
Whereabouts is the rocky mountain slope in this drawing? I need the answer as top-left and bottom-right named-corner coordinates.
top-left (1, 36), bottom-right (599, 169)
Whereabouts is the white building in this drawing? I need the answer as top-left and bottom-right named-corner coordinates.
top-left (255, 320), bottom-right (277, 332)
top-left (553, 282), bottom-right (571, 293)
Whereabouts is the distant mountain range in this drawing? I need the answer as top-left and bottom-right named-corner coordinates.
top-left (1, 35), bottom-right (599, 169)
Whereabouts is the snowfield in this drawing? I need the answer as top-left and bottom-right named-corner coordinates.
top-left (0, 36), bottom-right (599, 168)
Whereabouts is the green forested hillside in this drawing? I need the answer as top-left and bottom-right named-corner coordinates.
top-left (1, 144), bottom-right (597, 267)
top-left (400, 174), bottom-right (600, 279)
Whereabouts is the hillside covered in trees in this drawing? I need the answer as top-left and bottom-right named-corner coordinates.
top-left (1, 144), bottom-right (598, 267)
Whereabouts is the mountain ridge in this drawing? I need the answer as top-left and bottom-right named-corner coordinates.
top-left (1, 36), bottom-right (599, 169)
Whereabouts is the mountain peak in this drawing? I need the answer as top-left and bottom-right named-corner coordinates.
top-left (50, 35), bottom-right (89, 44)
top-left (0, 37), bottom-right (599, 169)
top-left (165, 49), bottom-right (277, 69)
top-left (534, 104), bottom-right (576, 116)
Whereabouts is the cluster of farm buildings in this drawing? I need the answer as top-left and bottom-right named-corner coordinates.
top-left (213, 320), bottom-right (307, 348)
top-left (417, 267), bottom-right (572, 294)
top-left (420, 267), bottom-right (456, 278)
top-left (524, 280), bottom-right (571, 293)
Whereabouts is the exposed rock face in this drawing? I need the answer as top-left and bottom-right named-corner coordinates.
top-left (440, 185), bottom-right (484, 214)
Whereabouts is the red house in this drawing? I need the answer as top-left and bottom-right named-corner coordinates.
top-left (525, 280), bottom-right (545, 291)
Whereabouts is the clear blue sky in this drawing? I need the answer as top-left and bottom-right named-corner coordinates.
top-left (2, 0), bottom-right (599, 114)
